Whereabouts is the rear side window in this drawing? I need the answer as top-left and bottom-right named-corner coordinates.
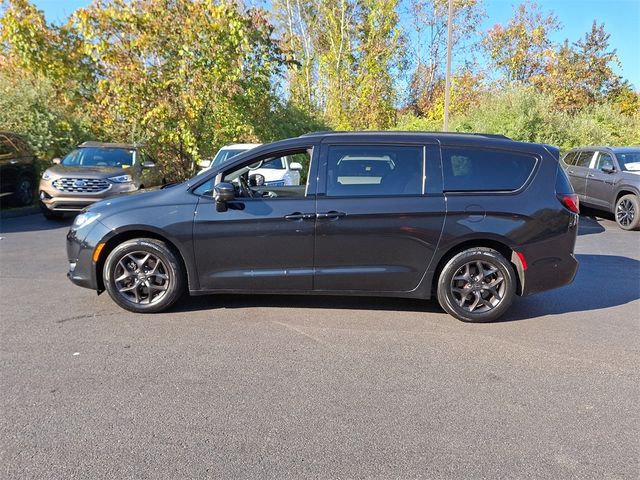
top-left (574, 151), bottom-right (593, 167)
top-left (326, 145), bottom-right (423, 197)
top-left (442, 148), bottom-right (537, 192)
top-left (562, 151), bottom-right (577, 165)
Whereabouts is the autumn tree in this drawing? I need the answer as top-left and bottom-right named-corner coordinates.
top-left (407, 0), bottom-right (484, 117)
top-left (535, 22), bottom-right (629, 112)
top-left (72, 0), bottom-right (290, 178)
top-left (483, 2), bottom-right (559, 84)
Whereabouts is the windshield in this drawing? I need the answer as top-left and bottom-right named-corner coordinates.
top-left (211, 149), bottom-right (247, 168)
top-left (616, 151), bottom-right (640, 172)
top-left (62, 147), bottom-right (134, 168)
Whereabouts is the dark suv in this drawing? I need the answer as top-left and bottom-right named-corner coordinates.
top-left (561, 146), bottom-right (640, 230)
top-left (0, 132), bottom-right (36, 206)
top-left (66, 132), bottom-right (579, 322)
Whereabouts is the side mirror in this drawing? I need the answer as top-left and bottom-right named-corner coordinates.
top-left (213, 182), bottom-right (235, 212)
top-left (142, 160), bottom-right (156, 169)
top-left (52, 158), bottom-right (61, 165)
top-left (289, 162), bottom-right (303, 171)
top-left (198, 159), bottom-right (212, 169)
top-left (601, 165), bottom-right (615, 174)
top-left (249, 173), bottom-right (265, 187)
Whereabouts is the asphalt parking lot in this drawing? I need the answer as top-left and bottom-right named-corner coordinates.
top-left (1, 211), bottom-right (638, 479)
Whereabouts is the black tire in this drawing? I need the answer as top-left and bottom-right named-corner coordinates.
top-left (9, 176), bottom-right (34, 206)
top-left (39, 201), bottom-right (64, 220)
top-left (437, 247), bottom-right (516, 323)
top-left (614, 194), bottom-right (640, 231)
top-left (104, 238), bottom-right (184, 313)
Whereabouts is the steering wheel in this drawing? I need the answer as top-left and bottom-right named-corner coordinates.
top-left (238, 176), bottom-right (254, 198)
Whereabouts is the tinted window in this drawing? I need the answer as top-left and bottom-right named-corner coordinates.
top-left (562, 151), bottom-right (577, 165)
top-left (574, 151), bottom-right (593, 167)
top-left (442, 148), bottom-right (537, 192)
top-left (62, 147), bottom-right (134, 167)
top-left (326, 145), bottom-right (423, 197)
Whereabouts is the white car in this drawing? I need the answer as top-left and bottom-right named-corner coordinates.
top-left (198, 143), bottom-right (302, 186)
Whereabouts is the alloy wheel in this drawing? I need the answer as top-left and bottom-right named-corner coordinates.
top-left (616, 199), bottom-right (635, 227)
top-left (113, 251), bottom-right (170, 305)
top-left (450, 260), bottom-right (506, 313)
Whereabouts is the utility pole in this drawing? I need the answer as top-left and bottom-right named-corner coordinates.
top-left (443, 0), bottom-right (453, 132)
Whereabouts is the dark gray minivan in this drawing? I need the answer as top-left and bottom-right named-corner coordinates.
top-left (66, 132), bottom-right (579, 322)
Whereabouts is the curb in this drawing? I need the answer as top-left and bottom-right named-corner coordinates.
top-left (0, 205), bottom-right (41, 219)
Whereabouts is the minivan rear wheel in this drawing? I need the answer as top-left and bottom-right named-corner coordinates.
top-left (437, 247), bottom-right (516, 323)
top-left (104, 238), bottom-right (184, 313)
top-left (615, 194), bottom-right (640, 231)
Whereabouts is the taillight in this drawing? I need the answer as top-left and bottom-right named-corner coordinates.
top-left (558, 194), bottom-right (579, 214)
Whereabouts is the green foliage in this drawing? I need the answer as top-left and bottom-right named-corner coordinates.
top-left (451, 87), bottom-right (639, 151)
top-left (0, 71), bottom-right (92, 161)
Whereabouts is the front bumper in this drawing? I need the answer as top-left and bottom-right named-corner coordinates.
top-left (39, 181), bottom-right (137, 212)
top-left (66, 220), bottom-right (112, 291)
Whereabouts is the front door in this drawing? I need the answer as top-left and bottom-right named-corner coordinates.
top-left (192, 146), bottom-right (317, 292)
top-left (313, 143), bottom-right (445, 293)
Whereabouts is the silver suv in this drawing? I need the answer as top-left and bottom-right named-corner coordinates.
top-left (39, 142), bottom-right (164, 219)
top-left (562, 146), bottom-right (640, 230)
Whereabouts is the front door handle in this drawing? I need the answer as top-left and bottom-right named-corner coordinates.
top-left (316, 211), bottom-right (346, 219)
top-left (284, 212), bottom-right (315, 220)
top-left (588, 173), bottom-right (595, 177)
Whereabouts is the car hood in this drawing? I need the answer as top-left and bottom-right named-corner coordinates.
top-left (46, 164), bottom-right (130, 178)
top-left (86, 183), bottom-right (182, 216)
top-left (621, 170), bottom-right (640, 180)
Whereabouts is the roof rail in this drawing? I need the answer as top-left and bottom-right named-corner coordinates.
top-left (299, 130), bottom-right (512, 140)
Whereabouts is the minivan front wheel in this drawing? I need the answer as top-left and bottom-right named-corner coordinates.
top-left (104, 238), bottom-right (184, 313)
top-left (437, 247), bottom-right (516, 323)
top-left (615, 194), bottom-right (640, 231)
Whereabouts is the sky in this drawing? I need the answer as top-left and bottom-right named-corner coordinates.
top-left (30, 0), bottom-right (640, 88)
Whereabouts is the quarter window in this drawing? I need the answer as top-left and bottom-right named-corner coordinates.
top-left (442, 148), bottom-right (537, 192)
top-left (325, 145), bottom-right (423, 197)
top-left (562, 151), bottom-right (577, 165)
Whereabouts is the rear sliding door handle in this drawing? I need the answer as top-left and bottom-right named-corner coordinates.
top-left (316, 211), bottom-right (346, 219)
top-left (284, 212), bottom-right (315, 220)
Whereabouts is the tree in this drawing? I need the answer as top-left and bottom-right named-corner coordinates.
top-left (407, 0), bottom-right (484, 116)
top-left (483, 2), bottom-right (559, 84)
top-left (535, 22), bottom-right (628, 112)
top-left (72, 0), bottom-right (290, 178)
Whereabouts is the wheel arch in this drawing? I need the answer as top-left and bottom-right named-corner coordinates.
top-left (430, 238), bottom-right (523, 297)
top-left (615, 187), bottom-right (639, 205)
top-left (95, 228), bottom-right (193, 293)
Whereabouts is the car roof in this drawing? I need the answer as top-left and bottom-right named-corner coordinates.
top-left (222, 143), bottom-right (261, 149)
top-left (299, 131), bottom-right (512, 141)
top-left (79, 141), bottom-right (139, 150)
top-left (566, 146), bottom-right (640, 153)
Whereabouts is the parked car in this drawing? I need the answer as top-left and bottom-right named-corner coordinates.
top-left (561, 146), bottom-right (640, 230)
top-left (199, 143), bottom-right (303, 186)
top-left (66, 131), bottom-right (579, 323)
top-left (39, 141), bottom-right (164, 219)
top-left (0, 132), bottom-right (36, 206)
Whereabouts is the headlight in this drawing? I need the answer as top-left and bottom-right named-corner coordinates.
top-left (108, 174), bottom-right (133, 183)
top-left (72, 211), bottom-right (101, 229)
top-left (42, 171), bottom-right (52, 180)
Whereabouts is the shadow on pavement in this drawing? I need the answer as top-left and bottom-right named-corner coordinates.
top-left (173, 253), bottom-right (639, 320)
top-left (502, 253), bottom-right (640, 321)
top-left (173, 293), bottom-right (443, 315)
top-left (577, 214), bottom-right (606, 236)
top-left (0, 214), bottom-right (73, 233)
